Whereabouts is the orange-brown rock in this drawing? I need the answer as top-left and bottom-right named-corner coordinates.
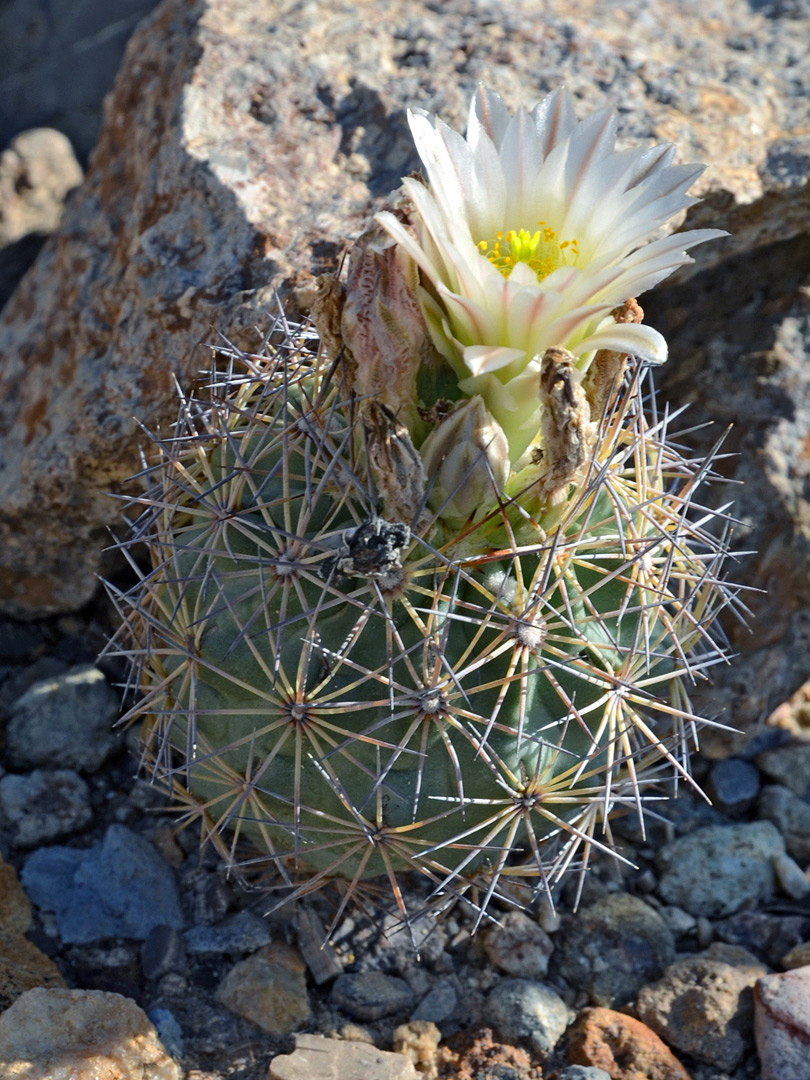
top-left (436, 1027), bottom-right (535, 1080)
top-left (0, 933), bottom-right (67, 1012)
top-left (0, 855), bottom-right (67, 1011)
top-left (0, 855), bottom-right (33, 934)
top-left (567, 1007), bottom-right (691, 1080)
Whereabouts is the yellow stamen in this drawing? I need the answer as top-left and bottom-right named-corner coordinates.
top-left (478, 221), bottom-right (580, 282)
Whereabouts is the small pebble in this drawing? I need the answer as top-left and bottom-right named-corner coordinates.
top-left (483, 909), bottom-right (554, 978)
top-left (554, 893), bottom-right (675, 1007)
top-left (183, 910), bottom-right (271, 954)
top-left (756, 743), bottom-right (810, 796)
top-left (696, 916), bottom-right (714, 949)
top-left (556, 1068), bottom-right (612, 1080)
top-left (21, 824), bottom-right (184, 943)
top-left (5, 665), bottom-right (120, 771)
top-left (147, 1007), bottom-right (184, 1058)
top-left (192, 873), bottom-right (233, 925)
top-left (658, 905), bottom-right (697, 936)
top-left (774, 851), bottom-right (810, 899)
top-left (400, 965), bottom-right (430, 998)
top-left (633, 867), bottom-right (657, 894)
top-left (216, 943), bottom-right (311, 1035)
top-left (737, 726), bottom-right (791, 761)
top-left (151, 826), bottom-right (185, 868)
top-left (448, 927), bottom-right (470, 951)
top-left (781, 941), bottom-right (810, 970)
top-left (714, 910), bottom-right (809, 967)
top-left (0, 769), bottom-right (92, 847)
top-left (657, 821), bottom-right (783, 917)
top-left (331, 971), bottom-right (415, 1020)
top-left (392, 1020), bottom-right (440, 1069)
top-left (537, 894), bottom-right (561, 933)
top-left (411, 978), bottom-right (458, 1024)
top-left (759, 785), bottom-right (810, 864)
top-left (707, 757), bottom-right (761, 814)
top-left (660, 794), bottom-right (726, 836)
top-left (339, 1023), bottom-right (375, 1044)
top-left (561, 872), bottom-right (610, 908)
top-left (373, 913), bottom-right (447, 969)
top-left (141, 925), bottom-right (187, 981)
top-left (486, 977), bottom-right (569, 1057)
top-left (755, 966), bottom-right (810, 1080)
top-left (296, 906), bottom-right (342, 984)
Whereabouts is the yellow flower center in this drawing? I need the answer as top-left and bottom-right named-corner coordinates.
top-left (478, 222), bottom-right (579, 282)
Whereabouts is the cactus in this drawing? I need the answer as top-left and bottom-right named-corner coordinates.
top-left (107, 87), bottom-right (739, 930)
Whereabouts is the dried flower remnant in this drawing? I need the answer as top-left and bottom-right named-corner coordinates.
top-left (536, 347), bottom-right (596, 505)
top-left (341, 199), bottom-right (442, 435)
top-left (362, 400), bottom-right (426, 525)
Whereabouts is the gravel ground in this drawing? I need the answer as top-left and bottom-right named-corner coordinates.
top-left (1, 586), bottom-right (808, 1079)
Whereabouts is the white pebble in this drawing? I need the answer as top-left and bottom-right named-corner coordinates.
top-left (659, 905), bottom-right (697, 935)
top-left (773, 852), bottom-right (810, 900)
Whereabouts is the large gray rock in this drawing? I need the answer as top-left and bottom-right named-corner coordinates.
top-left (1, 0), bottom-right (809, 631)
top-left (483, 910), bottom-right (554, 979)
top-left (0, 769), bottom-right (92, 848)
top-left (757, 744), bottom-right (810, 797)
top-left (5, 664), bottom-right (120, 771)
top-left (486, 977), bottom-right (569, 1059)
top-left (20, 824), bottom-right (184, 943)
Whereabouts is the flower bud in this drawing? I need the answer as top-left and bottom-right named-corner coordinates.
top-left (420, 396), bottom-right (510, 526)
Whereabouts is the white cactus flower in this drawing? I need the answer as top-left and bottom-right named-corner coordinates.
top-left (377, 86), bottom-right (725, 458)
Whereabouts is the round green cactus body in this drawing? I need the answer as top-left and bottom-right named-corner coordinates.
top-left (110, 333), bottom-right (735, 921)
top-left (109, 82), bottom-right (737, 929)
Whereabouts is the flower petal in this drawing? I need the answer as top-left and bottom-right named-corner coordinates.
top-left (463, 344), bottom-right (527, 377)
top-left (468, 85), bottom-right (512, 150)
top-left (580, 322), bottom-right (669, 365)
top-left (532, 87), bottom-right (578, 158)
